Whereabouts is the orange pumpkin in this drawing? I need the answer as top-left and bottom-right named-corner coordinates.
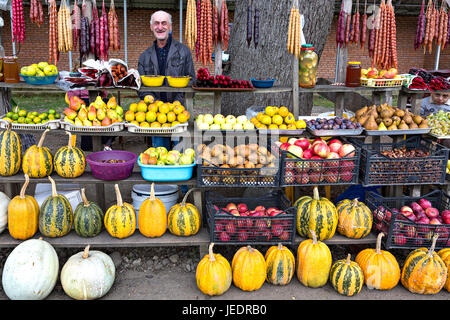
top-left (138, 183), bottom-right (167, 238)
top-left (437, 248), bottom-right (450, 292)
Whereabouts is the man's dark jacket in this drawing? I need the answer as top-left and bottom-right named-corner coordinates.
top-left (138, 38), bottom-right (196, 103)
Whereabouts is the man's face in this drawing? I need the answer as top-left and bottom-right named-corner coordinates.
top-left (151, 12), bottom-right (172, 41)
top-left (431, 93), bottom-right (449, 105)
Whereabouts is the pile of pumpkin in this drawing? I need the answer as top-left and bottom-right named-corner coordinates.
top-left (0, 123), bottom-right (202, 240)
top-left (197, 233), bottom-right (450, 297)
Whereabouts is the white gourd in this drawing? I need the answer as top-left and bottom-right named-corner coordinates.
top-left (0, 191), bottom-right (10, 233)
top-left (60, 245), bottom-right (115, 300)
top-left (2, 238), bottom-right (59, 300)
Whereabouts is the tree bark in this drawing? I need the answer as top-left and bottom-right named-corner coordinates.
top-left (222, 0), bottom-right (334, 116)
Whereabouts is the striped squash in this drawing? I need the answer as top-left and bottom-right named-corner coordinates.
top-left (437, 248), bottom-right (450, 292)
top-left (138, 183), bottom-right (167, 238)
top-left (0, 122), bottom-right (22, 176)
top-left (296, 229), bottom-right (332, 288)
top-left (196, 243), bottom-right (232, 296)
top-left (8, 174), bottom-right (39, 240)
top-left (336, 198), bottom-right (373, 239)
top-left (22, 129), bottom-right (53, 178)
top-left (401, 235), bottom-right (447, 294)
top-left (330, 253), bottom-right (364, 296)
top-left (265, 243), bottom-right (295, 286)
top-left (39, 176), bottom-right (73, 237)
top-left (355, 232), bottom-right (400, 290)
top-left (74, 188), bottom-right (104, 237)
top-left (232, 245), bottom-right (266, 292)
top-left (294, 186), bottom-right (338, 240)
top-left (167, 188), bottom-right (200, 236)
top-left (54, 131), bottom-right (85, 178)
top-left (104, 184), bottom-right (136, 239)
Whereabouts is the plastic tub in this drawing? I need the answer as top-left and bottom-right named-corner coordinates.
top-left (167, 76), bottom-right (191, 88)
top-left (21, 73), bottom-right (58, 85)
top-left (137, 158), bottom-right (195, 181)
top-left (86, 150), bottom-right (137, 181)
top-left (132, 184), bottom-right (179, 229)
top-left (141, 75), bottom-right (165, 87)
top-left (250, 78), bottom-right (276, 88)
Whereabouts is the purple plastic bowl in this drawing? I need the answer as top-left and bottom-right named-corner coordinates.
top-left (86, 150), bottom-right (138, 181)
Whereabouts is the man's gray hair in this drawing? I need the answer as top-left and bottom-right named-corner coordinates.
top-left (150, 10), bottom-right (173, 25)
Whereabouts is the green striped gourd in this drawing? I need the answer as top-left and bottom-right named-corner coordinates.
top-left (294, 186), bottom-right (338, 241)
top-left (401, 235), bottom-right (447, 294)
top-left (39, 176), bottom-right (73, 237)
top-left (54, 131), bottom-right (86, 178)
top-left (330, 253), bottom-right (364, 296)
top-left (22, 129), bottom-right (53, 178)
top-left (265, 243), bottom-right (295, 286)
top-left (74, 188), bottom-right (104, 237)
top-left (336, 198), bottom-right (373, 239)
top-left (104, 184), bottom-right (136, 239)
top-left (0, 122), bottom-right (22, 176)
top-left (167, 188), bottom-right (200, 236)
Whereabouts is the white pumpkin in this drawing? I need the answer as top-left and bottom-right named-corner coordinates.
top-left (2, 238), bottom-right (59, 300)
top-left (0, 191), bottom-right (10, 233)
top-left (60, 245), bottom-right (115, 300)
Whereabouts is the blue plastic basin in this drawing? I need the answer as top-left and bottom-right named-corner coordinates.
top-left (137, 158), bottom-right (196, 181)
top-left (250, 78), bottom-right (276, 88)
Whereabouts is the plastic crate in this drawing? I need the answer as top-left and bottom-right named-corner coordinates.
top-left (275, 139), bottom-right (361, 187)
top-left (360, 77), bottom-right (405, 87)
top-left (205, 189), bottom-right (297, 245)
top-left (365, 190), bottom-right (450, 250)
top-left (349, 136), bottom-right (449, 186)
top-left (60, 120), bottom-right (125, 132)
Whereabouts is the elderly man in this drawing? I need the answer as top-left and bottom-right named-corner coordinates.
top-left (138, 10), bottom-right (195, 104)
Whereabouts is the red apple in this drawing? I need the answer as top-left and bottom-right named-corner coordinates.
top-left (284, 168), bottom-right (296, 184)
top-left (219, 231), bottom-right (230, 242)
top-left (266, 207), bottom-right (278, 216)
top-left (312, 142), bottom-right (330, 158)
top-left (294, 138), bottom-right (310, 150)
top-left (430, 218), bottom-right (442, 225)
top-left (418, 198), bottom-right (432, 210)
top-left (410, 202), bottom-right (423, 214)
top-left (254, 205), bottom-right (266, 212)
top-left (269, 209), bottom-right (283, 217)
top-left (271, 222), bottom-right (284, 237)
top-left (225, 221), bottom-right (236, 234)
top-left (296, 174), bottom-right (309, 184)
top-left (328, 139), bottom-right (343, 153)
top-left (425, 207), bottom-right (439, 219)
top-left (400, 206), bottom-right (413, 214)
top-left (338, 144), bottom-right (356, 158)
top-left (324, 169), bottom-right (339, 183)
top-left (441, 210), bottom-right (450, 224)
top-left (288, 138), bottom-right (298, 145)
top-left (325, 152), bottom-right (340, 168)
top-left (339, 169), bottom-right (353, 182)
top-left (309, 169), bottom-right (323, 183)
top-left (237, 230), bottom-right (249, 242)
top-left (237, 203), bottom-right (248, 214)
top-left (280, 142), bottom-right (291, 151)
top-left (229, 209), bottom-right (240, 216)
top-left (301, 148), bottom-right (313, 159)
top-left (226, 202), bottom-right (237, 212)
top-left (394, 234), bottom-right (407, 246)
top-left (312, 138), bottom-right (325, 146)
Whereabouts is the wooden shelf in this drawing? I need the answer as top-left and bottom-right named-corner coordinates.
top-left (0, 228), bottom-right (377, 248)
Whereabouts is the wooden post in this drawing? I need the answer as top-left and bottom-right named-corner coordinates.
top-left (214, 0), bottom-right (223, 115)
top-left (335, 0), bottom-right (353, 83)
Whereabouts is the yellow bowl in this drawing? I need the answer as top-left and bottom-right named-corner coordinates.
top-left (141, 75), bottom-right (165, 87)
top-left (167, 76), bottom-right (191, 88)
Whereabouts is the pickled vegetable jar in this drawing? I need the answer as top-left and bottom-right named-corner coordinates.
top-left (345, 61), bottom-right (361, 87)
top-left (299, 44), bottom-right (318, 88)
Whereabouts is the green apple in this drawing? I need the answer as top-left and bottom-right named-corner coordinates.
top-left (213, 114), bottom-right (225, 125)
top-left (20, 66), bottom-right (28, 75)
top-left (27, 66), bottom-right (37, 76)
top-left (243, 121), bottom-right (255, 130)
top-left (196, 114), bottom-right (204, 123)
top-left (233, 123), bottom-right (244, 130)
top-left (184, 148), bottom-right (195, 160)
top-left (221, 122), bottom-right (233, 130)
top-left (165, 152), bottom-right (179, 165)
top-left (156, 160), bottom-right (165, 166)
top-left (179, 154), bottom-right (193, 165)
top-left (236, 115), bottom-right (248, 124)
top-left (115, 106), bottom-right (123, 116)
top-left (36, 69), bottom-right (45, 77)
top-left (203, 114), bottom-right (214, 125)
top-left (196, 122), bottom-right (210, 130)
top-left (210, 123), bottom-right (221, 130)
top-left (156, 147), bottom-right (168, 157)
top-left (38, 62), bottom-right (49, 70)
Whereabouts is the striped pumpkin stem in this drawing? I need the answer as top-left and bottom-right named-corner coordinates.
top-left (181, 187), bottom-right (196, 206)
top-left (310, 229), bottom-right (318, 244)
top-left (352, 198), bottom-right (359, 206)
top-left (428, 234), bottom-right (438, 257)
top-left (37, 129), bottom-right (50, 148)
top-left (65, 131), bottom-right (73, 149)
top-left (81, 188), bottom-right (90, 207)
top-left (114, 184), bottom-right (124, 207)
top-left (82, 245), bottom-right (90, 259)
top-left (345, 253), bottom-right (352, 265)
top-left (312, 186), bottom-right (320, 200)
top-left (19, 174), bottom-right (30, 199)
top-left (277, 243), bottom-right (283, 250)
top-left (5, 120), bottom-right (12, 131)
top-left (376, 232), bottom-right (384, 254)
top-left (48, 175), bottom-right (58, 197)
top-left (247, 245), bottom-right (254, 253)
top-left (208, 243), bottom-right (216, 261)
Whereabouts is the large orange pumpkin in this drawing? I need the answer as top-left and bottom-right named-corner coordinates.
top-left (232, 245), bottom-right (266, 291)
top-left (438, 248), bottom-right (450, 292)
top-left (355, 232), bottom-right (400, 290)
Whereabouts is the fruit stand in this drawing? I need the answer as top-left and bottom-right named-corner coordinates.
top-left (2, 0), bottom-right (450, 301)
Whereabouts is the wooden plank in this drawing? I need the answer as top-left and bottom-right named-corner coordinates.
top-left (335, 92), bottom-right (345, 117)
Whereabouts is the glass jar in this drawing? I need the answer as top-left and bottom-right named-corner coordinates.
top-left (299, 44), bottom-right (318, 88)
top-left (345, 61), bottom-right (362, 87)
top-left (4, 56), bottom-right (19, 83)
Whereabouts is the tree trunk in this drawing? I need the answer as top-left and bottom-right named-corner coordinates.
top-left (222, 0), bottom-right (334, 116)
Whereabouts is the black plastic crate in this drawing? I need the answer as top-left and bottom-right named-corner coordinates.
top-left (349, 136), bottom-right (449, 186)
top-left (365, 189), bottom-right (450, 250)
top-left (205, 190), bottom-right (296, 245)
top-left (275, 139), bottom-right (361, 186)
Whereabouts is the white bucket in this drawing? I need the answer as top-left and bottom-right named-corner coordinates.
top-left (132, 184), bottom-right (179, 229)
